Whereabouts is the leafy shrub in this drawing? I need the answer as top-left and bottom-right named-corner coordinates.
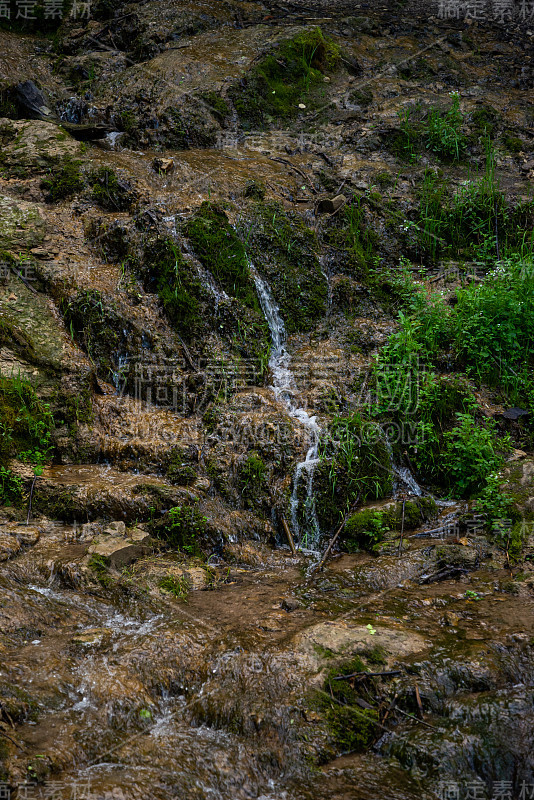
top-left (440, 413), bottom-right (511, 498)
top-left (155, 505), bottom-right (207, 555)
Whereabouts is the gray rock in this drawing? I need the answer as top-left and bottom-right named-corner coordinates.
top-left (88, 527), bottom-right (153, 568)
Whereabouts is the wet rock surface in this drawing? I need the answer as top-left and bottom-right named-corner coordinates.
top-left (0, 0), bottom-right (533, 797)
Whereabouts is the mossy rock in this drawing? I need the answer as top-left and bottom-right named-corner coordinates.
top-left (88, 167), bottom-right (138, 212)
top-left (237, 452), bottom-right (269, 513)
top-left (246, 201), bottom-right (327, 332)
top-left (322, 197), bottom-right (379, 281)
top-left (140, 234), bottom-right (206, 338)
top-left (228, 27), bottom-right (339, 129)
top-left (160, 96), bottom-right (220, 150)
top-left (0, 120), bottom-right (82, 179)
top-left (314, 656), bottom-right (379, 753)
top-left (344, 497), bottom-right (438, 552)
top-left (0, 195), bottom-right (46, 251)
top-left (185, 203), bottom-right (259, 311)
top-left (313, 414), bottom-right (393, 534)
top-left (41, 156), bottom-right (84, 202)
top-left (60, 289), bottom-right (137, 383)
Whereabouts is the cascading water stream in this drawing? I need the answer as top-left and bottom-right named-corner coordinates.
top-left (249, 262), bottom-right (322, 549)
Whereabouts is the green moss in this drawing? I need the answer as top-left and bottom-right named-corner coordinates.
top-left (166, 450), bottom-right (197, 486)
top-left (344, 509), bottom-right (390, 552)
top-left (89, 167), bottom-right (136, 212)
top-left (141, 235), bottom-right (204, 337)
top-left (322, 197), bottom-right (379, 281)
top-left (344, 497), bottom-right (438, 552)
top-left (229, 27), bottom-right (339, 128)
top-left (316, 656), bottom-right (379, 752)
top-left (470, 104), bottom-right (500, 138)
top-left (200, 91), bottom-right (230, 118)
top-left (243, 180), bottom-right (266, 200)
top-left (32, 486), bottom-right (78, 521)
top-left (237, 452), bottom-right (268, 511)
top-left (313, 413), bottom-right (392, 533)
top-left (0, 315), bottom-right (37, 361)
top-left (40, 156), bottom-right (84, 203)
top-left (348, 87), bottom-right (373, 107)
top-left (88, 554), bottom-right (113, 587)
top-left (185, 203), bottom-right (259, 310)
top-left (502, 133), bottom-right (523, 153)
top-left (246, 201), bottom-right (327, 332)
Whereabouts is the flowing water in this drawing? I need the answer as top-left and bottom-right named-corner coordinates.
top-left (250, 263), bottom-right (321, 548)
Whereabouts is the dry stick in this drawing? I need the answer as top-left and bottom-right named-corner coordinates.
top-left (333, 670), bottom-right (402, 680)
top-left (414, 683), bottom-right (424, 720)
top-left (395, 705), bottom-right (437, 730)
top-left (281, 517), bottom-right (297, 556)
top-left (0, 727), bottom-right (24, 750)
top-left (398, 496), bottom-right (406, 554)
top-left (26, 474), bottom-right (38, 525)
top-left (12, 267), bottom-right (38, 294)
top-left (312, 495), bottom-right (360, 574)
top-left (270, 158), bottom-right (318, 194)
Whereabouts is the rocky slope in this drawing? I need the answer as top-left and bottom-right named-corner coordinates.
top-left (0, 1), bottom-right (533, 798)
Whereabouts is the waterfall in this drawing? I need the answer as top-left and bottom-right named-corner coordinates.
top-left (383, 433), bottom-right (423, 497)
top-left (250, 263), bottom-right (322, 549)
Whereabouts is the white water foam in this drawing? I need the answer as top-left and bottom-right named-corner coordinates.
top-left (250, 263), bottom-right (321, 548)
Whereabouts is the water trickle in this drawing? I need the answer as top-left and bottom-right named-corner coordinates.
top-left (250, 263), bottom-right (321, 549)
top-left (383, 433), bottom-right (424, 497)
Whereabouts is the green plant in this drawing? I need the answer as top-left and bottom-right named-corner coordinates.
top-left (441, 412), bottom-right (511, 498)
top-left (228, 27), bottom-right (339, 128)
top-left (475, 473), bottom-right (515, 529)
top-left (0, 466), bottom-right (24, 506)
top-left (425, 91), bottom-right (466, 161)
top-left (464, 589), bottom-right (481, 601)
top-left (186, 203), bottom-right (259, 310)
top-left (391, 93), bottom-right (466, 162)
top-left (159, 574), bottom-right (190, 601)
top-left (315, 656), bottom-right (379, 753)
top-left (0, 375), bottom-right (54, 472)
top-left (41, 156), bottom-right (84, 202)
top-left (155, 505), bottom-right (207, 555)
top-left (314, 413), bottom-right (392, 532)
